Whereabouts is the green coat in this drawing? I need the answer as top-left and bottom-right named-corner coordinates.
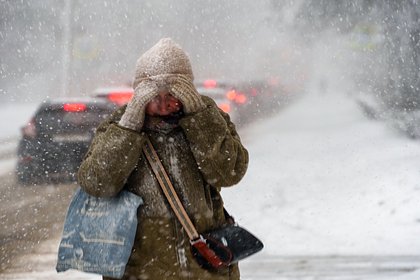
top-left (78, 96), bottom-right (249, 280)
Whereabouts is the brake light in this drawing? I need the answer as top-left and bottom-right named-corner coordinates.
top-left (234, 93), bottom-right (247, 104)
top-left (22, 117), bottom-right (36, 138)
top-left (63, 103), bottom-right (87, 112)
top-left (19, 155), bottom-right (33, 163)
top-left (226, 90), bottom-right (247, 104)
top-left (203, 79), bottom-right (217, 89)
top-left (218, 103), bottom-right (231, 113)
top-left (226, 90), bottom-right (237, 101)
top-left (108, 92), bottom-right (134, 106)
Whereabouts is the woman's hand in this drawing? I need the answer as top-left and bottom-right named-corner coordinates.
top-left (118, 79), bottom-right (159, 131)
top-left (169, 75), bottom-right (205, 114)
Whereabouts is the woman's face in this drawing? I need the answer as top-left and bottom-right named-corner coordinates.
top-left (145, 91), bottom-right (182, 116)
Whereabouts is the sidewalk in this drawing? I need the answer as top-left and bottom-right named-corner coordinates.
top-left (1, 236), bottom-right (100, 280)
top-left (3, 238), bottom-right (420, 280)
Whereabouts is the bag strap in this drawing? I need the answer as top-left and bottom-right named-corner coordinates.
top-left (143, 136), bottom-right (231, 269)
top-left (142, 137), bottom-right (200, 241)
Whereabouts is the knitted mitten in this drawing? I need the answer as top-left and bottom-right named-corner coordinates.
top-left (169, 75), bottom-right (205, 114)
top-left (118, 80), bottom-right (158, 131)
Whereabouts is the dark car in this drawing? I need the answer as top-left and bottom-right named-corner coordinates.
top-left (16, 98), bottom-right (115, 184)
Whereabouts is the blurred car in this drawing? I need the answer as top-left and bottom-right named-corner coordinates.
top-left (93, 81), bottom-right (249, 124)
top-left (16, 98), bottom-right (115, 184)
top-left (93, 87), bottom-right (134, 107)
top-left (233, 78), bottom-right (294, 125)
top-left (194, 79), bottom-right (247, 123)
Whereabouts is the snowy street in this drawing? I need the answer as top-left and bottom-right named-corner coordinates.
top-left (3, 245), bottom-right (420, 280)
top-left (240, 255), bottom-right (420, 280)
top-left (1, 90), bottom-right (420, 279)
top-left (3, 1), bottom-right (420, 279)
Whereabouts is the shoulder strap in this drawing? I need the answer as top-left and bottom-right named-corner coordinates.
top-left (142, 137), bottom-right (200, 241)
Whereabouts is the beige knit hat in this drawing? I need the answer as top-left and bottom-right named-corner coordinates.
top-left (132, 38), bottom-right (194, 90)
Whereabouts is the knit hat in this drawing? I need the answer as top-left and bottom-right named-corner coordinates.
top-left (132, 38), bottom-right (194, 90)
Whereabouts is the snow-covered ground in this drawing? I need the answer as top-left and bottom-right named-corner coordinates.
top-left (2, 90), bottom-right (420, 279)
top-left (0, 103), bottom-right (38, 176)
top-left (224, 90), bottom-right (420, 279)
top-left (224, 91), bottom-right (420, 257)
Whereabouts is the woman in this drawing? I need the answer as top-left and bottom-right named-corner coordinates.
top-left (78, 38), bottom-right (248, 279)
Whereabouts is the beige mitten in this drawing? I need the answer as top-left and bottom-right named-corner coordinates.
top-left (169, 75), bottom-right (205, 114)
top-left (118, 80), bottom-right (158, 131)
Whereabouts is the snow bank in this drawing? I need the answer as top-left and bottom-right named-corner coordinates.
top-left (372, 269), bottom-right (420, 280)
top-left (223, 91), bottom-right (420, 256)
top-left (393, 269), bottom-right (420, 280)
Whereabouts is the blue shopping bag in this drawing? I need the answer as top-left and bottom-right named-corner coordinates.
top-left (56, 188), bottom-right (143, 279)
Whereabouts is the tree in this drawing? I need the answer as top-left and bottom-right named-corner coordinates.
top-left (381, 0), bottom-right (420, 111)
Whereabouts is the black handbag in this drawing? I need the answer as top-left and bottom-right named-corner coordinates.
top-left (142, 137), bottom-right (264, 271)
top-left (191, 223), bottom-right (264, 270)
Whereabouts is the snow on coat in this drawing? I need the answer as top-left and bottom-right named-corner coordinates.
top-left (77, 96), bottom-right (249, 280)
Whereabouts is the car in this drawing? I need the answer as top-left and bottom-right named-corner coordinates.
top-left (93, 87), bottom-right (134, 107)
top-left (194, 79), bottom-right (246, 123)
top-left (16, 97), bottom-right (116, 184)
top-left (93, 81), bottom-right (248, 123)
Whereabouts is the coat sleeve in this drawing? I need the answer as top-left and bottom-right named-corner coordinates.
top-left (179, 96), bottom-right (249, 188)
top-left (77, 107), bottom-right (146, 197)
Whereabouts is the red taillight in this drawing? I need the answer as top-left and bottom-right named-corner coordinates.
top-left (22, 117), bottom-right (36, 138)
top-left (203, 79), bottom-right (217, 89)
top-left (226, 90), bottom-right (247, 104)
top-left (218, 103), bottom-right (231, 113)
top-left (63, 103), bottom-right (87, 112)
top-left (226, 90), bottom-right (237, 101)
top-left (234, 93), bottom-right (247, 104)
top-left (19, 155), bottom-right (33, 163)
top-left (108, 92), bottom-right (134, 106)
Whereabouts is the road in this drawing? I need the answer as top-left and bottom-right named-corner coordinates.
top-left (0, 171), bottom-right (77, 273)
top-left (240, 255), bottom-right (420, 280)
top-left (1, 153), bottom-right (419, 279)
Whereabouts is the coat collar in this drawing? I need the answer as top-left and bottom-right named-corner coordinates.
top-left (143, 112), bottom-right (184, 133)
